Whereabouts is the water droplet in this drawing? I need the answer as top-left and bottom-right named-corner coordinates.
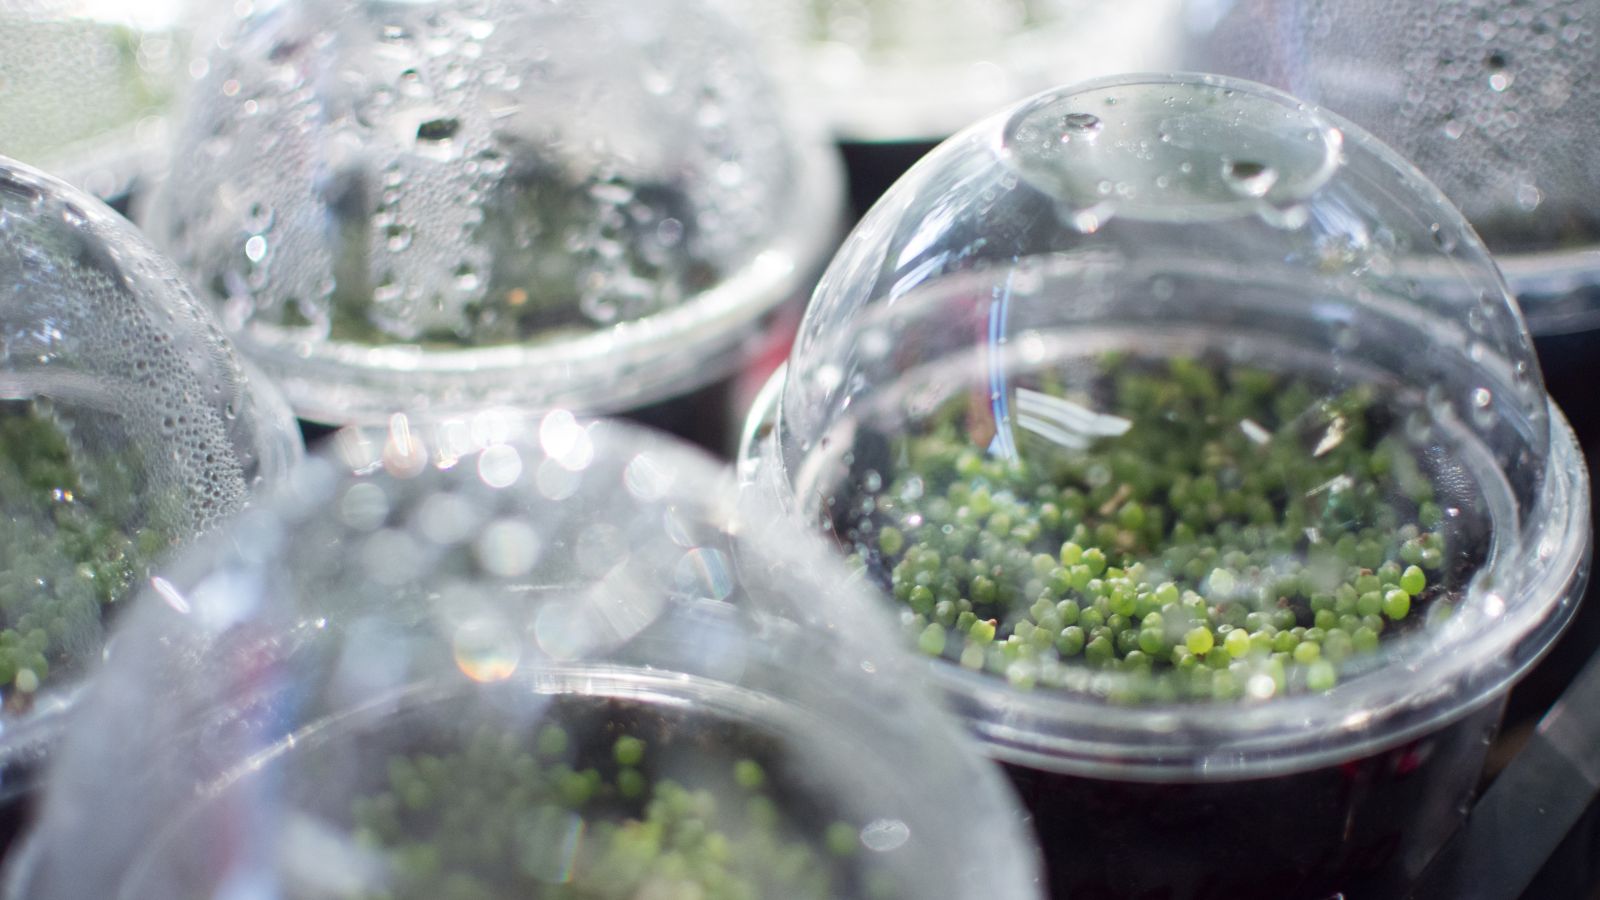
top-left (1222, 160), bottom-right (1278, 197)
top-left (860, 819), bottom-right (911, 852)
top-left (416, 117), bottom-right (460, 142)
top-left (1429, 223), bottom-right (1458, 253)
top-left (385, 224), bottom-right (412, 252)
top-left (476, 518), bottom-right (542, 577)
top-left (1515, 183), bottom-right (1542, 211)
top-left (244, 234), bottom-right (268, 263)
top-left (1061, 112), bottom-right (1102, 139)
top-left (1472, 387), bottom-right (1492, 408)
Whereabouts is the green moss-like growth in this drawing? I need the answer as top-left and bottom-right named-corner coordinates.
top-left (0, 401), bottom-right (164, 704)
top-left (351, 717), bottom-right (886, 900)
top-left (846, 356), bottom-right (1465, 702)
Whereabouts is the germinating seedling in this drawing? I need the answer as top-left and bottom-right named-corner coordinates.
top-left (0, 401), bottom-right (167, 704)
top-left (847, 356), bottom-right (1459, 701)
top-left (351, 717), bottom-right (893, 900)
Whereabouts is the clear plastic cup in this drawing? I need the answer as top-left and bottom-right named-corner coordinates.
top-left (741, 74), bottom-right (1591, 898)
top-left (140, 0), bottom-right (844, 432)
top-left (8, 415), bottom-right (1041, 900)
top-left (0, 156), bottom-right (301, 783)
top-left (0, 0), bottom-right (188, 200)
top-left (1180, 0), bottom-right (1600, 338)
top-left (723, 0), bottom-right (1186, 143)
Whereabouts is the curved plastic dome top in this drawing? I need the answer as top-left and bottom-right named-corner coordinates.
top-left (0, 155), bottom-right (301, 759)
top-left (13, 415), bottom-right (1040, 900)
top-left (145, 0), bottom-right (843, 424)
top-left (760, 74), bottom-right (1588, 773)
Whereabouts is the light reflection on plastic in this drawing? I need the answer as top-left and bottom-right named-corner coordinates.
top-left (674, 547), bottom-right (734, 601)
top-left (382, 413), bottom-right (428, 478)
top-left (452, 617), bottom-right (521, 683)
top-left (477, 443), bottom-right (523, 489)
top-left (150, 575), bottom-right (190, 614)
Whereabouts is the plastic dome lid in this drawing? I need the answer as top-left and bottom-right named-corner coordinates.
top-left (0, 0), bottom-right (186, 199)
top-left (0, 155), bottom-right (301, 767)
top-left (749, 74), bottom-right (1590, 777)
top-left (11, 415), bottom-right (1041, 900)
top-left (144, 0), bottom-right (844, 424)
top-left (1183, 2), bottom-right (1600, 334)
top-left (727, 0), bottom-right (1185, 142)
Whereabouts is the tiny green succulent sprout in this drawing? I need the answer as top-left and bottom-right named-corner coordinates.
top-left (856, 357), bottom-right (1464, 702)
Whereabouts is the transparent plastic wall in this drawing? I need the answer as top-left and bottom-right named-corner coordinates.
top-left (0, 0), bottom-right (189, 198)
top-left (9, 416), bottom-right (1042, 900)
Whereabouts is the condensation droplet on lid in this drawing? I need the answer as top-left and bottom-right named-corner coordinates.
top-left (476, 518), bottom-right (543, 577)
top-left (1222, 159), bottom-right (1277, 198)
top-left (361, 528), bottom-right (422, 585)
top-left (416, 491), bottom-right (477, 545)
top-left (1059, 112), bottom-right (1101, 142)
top-left (860, 818), bottom-right (911, 852)
top-left (1515, 183), bottom-right (1542, 211)
top-left (338, 481), bottom-right (390, 531)
top-left (244, 235), bottom-right (268, 262)
top-left (477, 443), bottom-right (523, 488)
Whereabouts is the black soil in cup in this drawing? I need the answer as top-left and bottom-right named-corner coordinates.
top-left (1005, 698), bottom-right (1501, 900)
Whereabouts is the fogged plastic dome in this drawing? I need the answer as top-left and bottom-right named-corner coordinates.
top-left (11, 416), bottom-right (1040, 900)
top-left (0, 156), bottom-right (300, 759)
top-left (726, 0), bottom-right (1185, 142)
top-left (145, 0), bottom-right (843, 424)
top-left (1182, 0), bottom-right (1600, 334)
top-left (0, 0), bottom-right (186, 198)
top-left (745, 74), bottom-right (1588, 773)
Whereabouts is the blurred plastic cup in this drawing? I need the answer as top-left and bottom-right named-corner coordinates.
top-left (142, 0), bottom-right (844, 441)
top-left (7, 415), bottom-right (1041, 900)
top-left (741, 74), bottom-right (1590, 898)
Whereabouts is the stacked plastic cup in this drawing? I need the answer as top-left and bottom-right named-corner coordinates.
top-left (7, 415), bottom-right (1042, 900)
top-left (142, 0), bottom-right (844, 438)
top-left (741, 74), bottom-right (1590, 898)
top-left (0, 156), bottom-right (301, 798)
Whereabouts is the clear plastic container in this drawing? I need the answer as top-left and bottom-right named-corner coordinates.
top-left (0, 0), bottom-right (187, 200)
top-left (740, 74), bottom-right (1592, 898)
top-left (140, 0), bottom-right (844, 429)
top-left (1180, 0), bottom-right (1600, 337)
top-left (723, 0), bottom-right (1185, 143)
top-left (0, 156), bottom-right (301, 780)
top-left (8, 415), bottom-right (1041, 900)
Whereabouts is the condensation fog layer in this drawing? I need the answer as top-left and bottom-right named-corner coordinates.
top-left (157, 0), bottom-right (794, 346)
top-left (0, 158), bottom-right (299, 717)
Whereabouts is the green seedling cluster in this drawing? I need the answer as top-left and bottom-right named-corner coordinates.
top-left (858, 357), bottom-right (1458, 701)
top-left (318, 171), bottom-right (717, 348)
top-left (352, 723), bottom-right (876, 900)
top-left (0, 403), bottom-right (163, 701)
